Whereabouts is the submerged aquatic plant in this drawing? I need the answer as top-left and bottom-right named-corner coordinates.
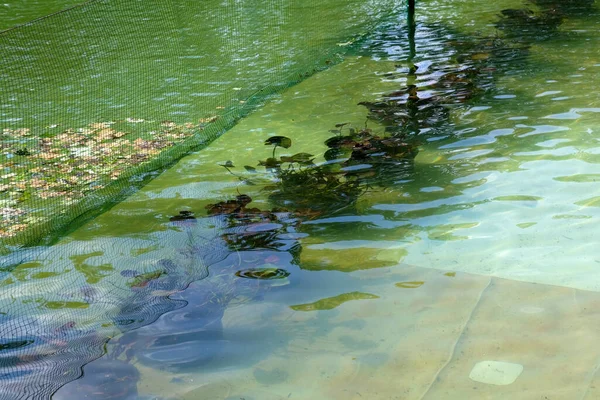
top-left (256, 134), bottom-right (365, 213)
top-left (359, 84), bottom-right (451, 136)
top-left (126, 270), bottom-right (166, 289)
top-left (235, 267), bottom-right (290, 280)
top-left (321, 124), bottom-right (419, 189)
top-left (169, 210), bottom-right (196, 222)
top-left (497, 0), bottom-right (596, 41)
top-left (205, 194), bottom-right (302, 258)
top-left (324, 125), bottom-right (417, 162)
top-left (356, 18), bottom-right (549, 142)
top-left (267, 163), bottom-right (364, 213)
top-left (205, 194), bottom-right (254, 216)
top-left (214, 123), bottom-right (420, 219)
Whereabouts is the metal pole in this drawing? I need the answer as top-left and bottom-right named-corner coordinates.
top-left (406, 0), bottom-right (419, 135)
top-left (407, 0), bottom-right (416, 61)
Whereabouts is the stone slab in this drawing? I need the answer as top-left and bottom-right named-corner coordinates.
top-left (469, 361), bottom-right (524, 385)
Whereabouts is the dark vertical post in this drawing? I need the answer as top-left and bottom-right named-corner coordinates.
top-left (406, 0), bottom-right (419, 135)
top-left (407, 0), bottom-right (416, 60)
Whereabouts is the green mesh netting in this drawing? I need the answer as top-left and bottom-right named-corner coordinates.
top-left (0, 0), bottom-right (402, 398)
top-left (0, 0), bottom-right (401, 251)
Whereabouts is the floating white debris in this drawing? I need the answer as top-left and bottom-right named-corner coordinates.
top-left (469, 361), bottom-right (523, 386)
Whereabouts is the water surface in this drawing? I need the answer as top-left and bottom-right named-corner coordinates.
top-left (4, 0), bottom-right (600, 398)
top-left (0, 0), bottom-right (85, 31)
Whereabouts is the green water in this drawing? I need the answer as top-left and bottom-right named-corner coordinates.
top-left (0, 0), bottom-right (401, 250)
top-left (5, 0), bottom-right (600, 399)
top-left (0, 0), bottom-right (86, 31)
top-left (0, 0), bottom-right (399, 130)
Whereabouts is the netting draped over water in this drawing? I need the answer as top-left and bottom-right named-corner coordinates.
top-left (0, 0), bottom-right (401, 251)
top-left (0, 1), bottom-right (402, 398)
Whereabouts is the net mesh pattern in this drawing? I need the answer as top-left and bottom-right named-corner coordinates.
top-left (0, 0), bottom-right (401, 398)
top-left (0, 217), bottom-right (225, 399)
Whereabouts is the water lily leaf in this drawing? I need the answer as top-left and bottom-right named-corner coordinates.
top-left (128, 270), bottom-right (165, 288)
top-left (264, 136), bottom-right (292, 148)
top-left (236, 194), bottom-right (252, 206)
top-left (258, 158), bottom-right (282, 168)
top-left (290, 291), bottom-right (379, 311)
top-left (0, 339), bottom-right (35, 352)
top-left (325, 136), bottom-right (355, 149)
top-left (324, 148), bottom-right (351, 161)
top-left (45, 301), bottom-right (89, 309)
top-left (280, 153), bottom-right (314, 164)
top-left (471, 52), bottom-right (490, 61)
top-left (395, 281), bottom-right (424, 289)
top-left (235, 267), bottom-right (289, 280)
top-left (15, 149), bottom-right (31, 156)
top-left (70, 252), bottom-right (113, 284)
top-left (169, 210), bottom-right (196, 222)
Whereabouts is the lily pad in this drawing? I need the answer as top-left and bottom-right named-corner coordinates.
top-left (280, 153), bottom-right (314, 164)
top-left (127, 270), bottom-right (165, 288)
top-left (290, 291), bottom-right (379, 311)
top-left (264, 136), bottom-right (292, 149)
top-left (15, 148), bottom-right (31, 156)
top-left (258, 157), bottom-right (283, 169)
top-left (325, 136), bottom-right (355, 149)
top-left (0, 339), bottom-right (34, 352)
top-left (395, 281), bottom-right (424, 289)
top-left (44, 301), bottom-right (89, 309)
top-left (169, 210), bottom-right (196, 222)
top-left (235, 267), bottom-right (290, 280)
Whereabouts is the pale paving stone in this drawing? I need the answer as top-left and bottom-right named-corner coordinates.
top-left (422, 277), bottom-right (600, 400)
top-left (211, 265), bottom-right (492, 400)
top-left (469, 361), bottom-right (523, 385)
top-left (135, 265), bottom-right (600, 400)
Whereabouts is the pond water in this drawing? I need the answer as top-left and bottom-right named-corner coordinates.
top-left (0, 0), bottom-right (85, 32)
top-left (3, 0), bottom-right (600, 399)
top-left (0, 0), bottom-right (400, 247)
